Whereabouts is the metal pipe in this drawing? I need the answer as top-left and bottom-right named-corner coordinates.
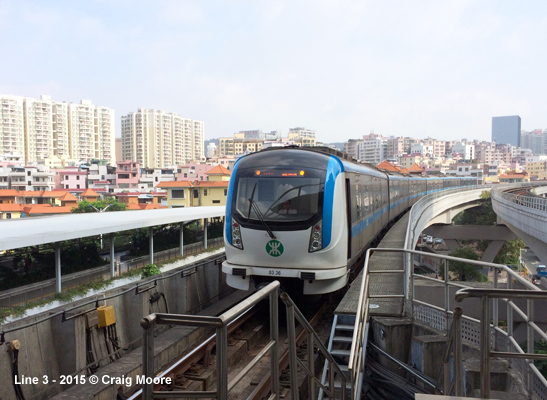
top-left (149, 226), bottom-right (154, 265)
top-left (453, 307), bottom-right (463, 396)
top-left (308, 333), bottom-right (315, 399)
top-left (180, 222), bottom-right (184, 257)
top-left (217, 325), bottom-right (228, 399)
top-left (55, 242), bottom-right (61, 293)
top-left (110, 233), bottom-right (115, 278)
top-left (527, 299), bottom-right (534, 394)
top-left (141, 314), bottom-right (156, 400)
top-left (203, 218), bottom-right (208, 249)
top-left (285, 300), bottom-right (299, 400)
top-left (269, 289), bottom-right (280, 399)
top-left (480, 295), bottom-right (490, 398)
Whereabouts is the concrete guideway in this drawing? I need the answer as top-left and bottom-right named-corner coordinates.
top-left (492, 184), bottom-right (547, 266)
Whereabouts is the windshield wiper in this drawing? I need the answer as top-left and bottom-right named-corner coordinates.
top-left (249, 198), bottom-right (276, 239)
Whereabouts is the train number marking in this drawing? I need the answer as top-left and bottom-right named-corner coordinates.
top-left (268, 270), bottom-right (282, 276)
top-left (266, 240), bottom-right (284, 257)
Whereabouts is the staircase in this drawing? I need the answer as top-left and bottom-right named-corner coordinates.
top-left (318, 314), bottom-right (356, 400)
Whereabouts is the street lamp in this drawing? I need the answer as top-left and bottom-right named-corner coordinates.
top-left (91, 204), bottom-right (112, 248)
top-left (519, 248), bottom-right (527, 275)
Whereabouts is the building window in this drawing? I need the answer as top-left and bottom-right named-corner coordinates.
top-left (224, 189), bottom-right (227, 196)
top-left (6, 212), bottom-right (11, 219)
top-left (212, 200), bottom-right (220, 204)
top-left (171, 189), bottom-right (185, 199)
top-left (65, 175), bottom-right (68, 180)
top-left (27, 171), bottom-right (31, 176)
top-left (204, 189), bottom-right (208, 196)
top-left (77, 184), bottom-right (80, 189)
top-left (193, 190), bottom-right (198, 198)
top-left (76, 175), bottom-right (80, 180)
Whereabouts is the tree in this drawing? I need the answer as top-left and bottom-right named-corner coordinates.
top-left (452, 191), bottom-right (496, 226)
top-left (493, 238), bottom-right (526, 265)
top-left (440, 246), bottom-right (487, 282)
top-left (71, 198), bottom-right (127, 213)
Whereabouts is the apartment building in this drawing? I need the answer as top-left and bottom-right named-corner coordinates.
top-left (138, 168), bottom-right (177, 190)
top-left (218, 137), bottom-right (264, 156)
top-left (0, 95), bottom-right (115, 165)
top-left (116, 160), bottom-right (140, 189)
top-left (58, 167), bottom-right (88, 190)
top-left (121, 109), bottom-right (204, 168)
top-left (357, 134), bottom-right (387, 164)
top-left (451, 142), bottom-right (474, 160)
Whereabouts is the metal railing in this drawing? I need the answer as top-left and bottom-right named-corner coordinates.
top-left (455, 288), bottom-right (547, 399)
top-left (280, 292), bottom-right (347, 400)
top-left (434, 306), bottom-right (463, 396)
top-left (348, 246), bottom-right (547, 400)
top-left (493, 186), bottom-right (547, 213)
top-left (140, 281), bottom-right (280, 400)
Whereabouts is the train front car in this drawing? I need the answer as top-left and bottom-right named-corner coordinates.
top-left (222, 148), bottom-right (348, 295)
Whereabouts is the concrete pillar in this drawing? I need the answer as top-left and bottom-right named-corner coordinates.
top-left (204, 218), bottom-right (208, 249)
top-left (55, 242), bottom-right (61, 293)
top-left (149, 227), bottom-right (154, 265)
top-left (180, 222), bottom-right (184, 257)
top-left (110, 233), bottom-right (115, 278)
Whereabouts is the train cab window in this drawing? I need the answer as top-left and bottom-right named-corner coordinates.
top-left (233, 167), bottom-right (325, 228)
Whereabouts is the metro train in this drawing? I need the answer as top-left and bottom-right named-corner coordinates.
top-left (222, 147), bottom-right (477, 295)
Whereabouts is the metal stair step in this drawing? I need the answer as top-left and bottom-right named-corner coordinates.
top-left (335, 324), bottom-right (355, 331)
top-left (326, 363), bottom-right (349, 373)
top-left (333, 336), bottom-right (354, 343)
top-left (330, 349), bottom-right (351, 357)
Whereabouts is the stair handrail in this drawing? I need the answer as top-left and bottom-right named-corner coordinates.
top-left (434, 306), bottom-right (464, 396)
top-left (140, 281), bottom-right (280, 400)
top-left (280, 292), bottom-right (347, 400)
top-left (347, 247), bottom-right (374, 400)
top-left (455, 288), bottom-right (547, 399)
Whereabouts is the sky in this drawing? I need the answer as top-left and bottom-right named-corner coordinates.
top-left (1, 0), bottom-right (547, 144)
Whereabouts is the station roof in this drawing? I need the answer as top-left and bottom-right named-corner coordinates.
top-left (0, 206), bottom-right (225, 251)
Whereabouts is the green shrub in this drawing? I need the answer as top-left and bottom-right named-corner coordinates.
top-left (141, 264), bottom-right (161, 279)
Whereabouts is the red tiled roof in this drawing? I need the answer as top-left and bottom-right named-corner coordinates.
top-left (0, 189), bottom-right (19, 197)
top-left (60, 192), bottom-right (79, 202)
top-left (18, 190), bottom-right (65, 198)
top-left (0, 204), bottom-right (24, 212)
top-left (408, 163), bottom-right (425, 172)
top-left (400, 168), bottom-right (410, 174)
top-left (157, 181), bottom-right (193, 188)
top-left (194, 181), bottom-right (229, 187)
top-left (205, 164), bottom-right (231, 175)
top-left (80, 188), bottom-right (100, 198)
top-left (376, 160), bottom-right (400, 172)
top-left (24, 205), bottom-right (73, 215)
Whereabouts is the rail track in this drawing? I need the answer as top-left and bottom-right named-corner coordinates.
top-left (127, 290), bottom-right (341, 400)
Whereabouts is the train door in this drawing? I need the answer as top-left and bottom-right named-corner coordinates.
top-left (346, 178), bottom-right (352, 260)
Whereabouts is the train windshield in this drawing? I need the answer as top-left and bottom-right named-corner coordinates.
top-left (233, 167), bottom-right (325, 227)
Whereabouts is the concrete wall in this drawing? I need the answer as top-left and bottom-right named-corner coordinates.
top-left (0, 254), bottom-right (230, 400)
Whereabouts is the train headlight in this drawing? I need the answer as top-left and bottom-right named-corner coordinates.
top-left (232, 220), bottom-right (243, 249)
top-left (309, 220), bottom-right (323, 252)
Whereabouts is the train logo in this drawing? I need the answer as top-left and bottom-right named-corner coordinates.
top-left (266, 240), bottom-right (284, 257)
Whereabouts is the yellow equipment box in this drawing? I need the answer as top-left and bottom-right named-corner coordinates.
top-left (97, 305), bottom-right (116, 328)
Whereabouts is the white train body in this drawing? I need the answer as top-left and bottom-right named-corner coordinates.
top-left (222, 148), bottom-right (476, 295)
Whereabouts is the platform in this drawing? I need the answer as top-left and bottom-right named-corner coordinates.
top-left (335, 213), bottom-right (408, 317)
